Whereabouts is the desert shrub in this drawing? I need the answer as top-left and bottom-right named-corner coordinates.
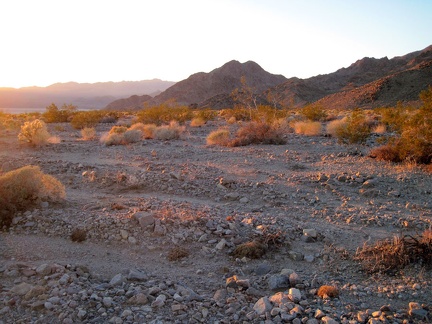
top-left (231, 241), bottom-right (267, 259)
top-left (167, 246), bottom-right (189, 261)
top-left (369, 144), bottom-right (402, 162)
top-left (326, 118), bottom-right (347, 137)
top-left (136, 105), bottom-right (193, 125)
top-left (300, 104), bottom-right (328, 121)
top-left (70, 111), bottom-right (102, 129)
top-left (194, 109), bottom-right (218, 122)
top-left (190, 117), bottom-right (206, 127)
top-left (123, 129), bottom-right (142, 143)
top-left (206, 128), bottom-right (231, 146)
top-left (81, 127), bottom-right (97, 140)
top-left (372, 123), bottom-right (386, 134)
top-left (293, 121), bottom-right (322, 136)
top-left (100, 132), bottom-right (124, 146)
top-left (376, 103), bottom-right (414, 133)
top-left (229, 121), bottom-right (286, 147)
top-left (220, 107), bottom-right (251, 122)
top-left (109, 125), bottom-right (128, 134)
top-left (354, 231), bottom-right (432, 274)
top-left (317, 285), bottom-right (339, 298)
top-left (18, 119), bottom-right (51, 146)
top-left (370, 87), bottom-right (432, 164)
top-left (332, 109), bottom-right (371, 144)
top-left (0, 165), bottom-right (65, 227)
top-left (70, 228), bottom-right (87, 242)
top-left (43, 103), bottom-right (76, 123)
top-left (153, 121), bottom-right (185, 140)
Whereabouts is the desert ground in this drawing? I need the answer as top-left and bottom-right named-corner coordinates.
top-left (1, 118), bottom-right (431, 324)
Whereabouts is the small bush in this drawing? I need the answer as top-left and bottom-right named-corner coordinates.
top-left (293, 121), bottom-right (322, 136)
top-left (100, 132), bottom-right (124, 146)
top-left (70, 111), bottom-right (102, 129)
top-left (0, 165), bottom-right (65, 227)
top-left (70, 228), bottom-right (87, 242)
top-left (300, 104), bottom-right (328, 121)
top-left (167, 246), bottom-right (189, 261)
top-left (109, 126), bottom-right (128, 134)
top-left (153, 121), bottom-right (185, 140)
top-left (190, 117), bottom-right (206, 127)
top-left (194, 109), bottom-right (218, 122)
top-left (206, 128), bottom-right (231, 146)
top-left (43, 103), bottom-right (76, 123)
top-left (231, 241), bottom-right (267, 259)
top-left (81, 127), bottom-right (97, 140)
top-left (18, 119), bottom-right (51, 146)
top-left (326, 118), bottom-right (347, 137)
top-left (229, 121), bottom-right (286, 147)
top-left (354, 231), bottom-right (432, 274)
top-left (123, 129), bottom-right (142, 143)
top-left (332, 110), bottom-right (371, 144)
top-left (317, 285), bottom-right (339, 298)
top-left (136, 105), bottom-right (193, 125)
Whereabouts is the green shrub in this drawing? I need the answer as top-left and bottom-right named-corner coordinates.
top-left (370, 87), bottom-right (432, 164)
top-left (333, 109), bottom-right (371, 144)
top-left (136, 105), bottom-right (193, 125)
top-left (206, 128), bottom-right (231, 146)
top-left (18, 119), bottom-right (51, 146)
top-left (70, 111), bottom-right (102, 129)
top-left (0, 165), bottom-right (65, 227)
top-left (300, 104), bottom-right (328, 121)
top-left (43, 103), bottom-right (76, 123)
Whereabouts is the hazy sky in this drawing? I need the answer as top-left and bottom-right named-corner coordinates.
top-left (1, 0), bottom-right (431, 88)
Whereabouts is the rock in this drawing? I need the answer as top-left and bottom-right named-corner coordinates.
top-left (127, 293), bottom-right (148, 305)
top-left (213, 289), bottom-right (227, 307)
top-left (77, 309), bottom-right (87, 320)
top-left (268, 274), bottom-right (290, 290)
top-left (304, 255), bottom-right (315, 262)
top-left (215, 238), bottom-right (227, 250)
top-left (24, 285), bottom-right (46, 300)
top-left (239, 197), bottom-right (249, 203)
top-left (120, 229), bottom-right (129, 239)
top-left (109, 273), bottom-right (124, 287)
top-left (133, 211), bottom-right (155, 229)
top-left (288, 251), bottom-right (304, 261)
top-left (255, 263), bottom-right (272, 275)
top-left (35, 263), bottom-right (52, 276)
top-left (321, 316), bottom-right (338, 324)
top-left (253, 297), bottom-right (272, 315)
top-left (103, 297), bottom-right (113, 307)
top-left (10, 282), bottom-right (34, 296)
top-left (314, 309), bottom-right (326, 319)
top-left (128, 236), bottom-right (137, 244)
top-left (151, 294), bottom-right (166, 308)
top-left (303, 228), bottom-right (317, 238)
top-left (288, 288), bottom-right (302, 302)
top-left (127, 269), bottom-right (148, 281)
top-left (289, 272), bottom-right (301, 286)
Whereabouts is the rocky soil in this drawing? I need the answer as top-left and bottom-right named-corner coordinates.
top-left (1, 119), bottom-right (431, 323)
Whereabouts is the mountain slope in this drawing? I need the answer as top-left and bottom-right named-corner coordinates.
top-left (269, 45), bottom-right (432, 108)
top-left (150, 60), bottom-right (287, 106)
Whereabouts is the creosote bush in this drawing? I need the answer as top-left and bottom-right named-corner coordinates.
top-left (370, 87), bottom-right (432, 164)
top-left (70, 111), bottom-right (103, 129)
top-left (136, 105), bottom-right (193, 125)
top-left (330, 110), bottom-right (372, 144)
top-left (206, 128), bottom-right (231, 146)
top-left (354, 230), bottom-right (432, 274)
top-left (153, 121), bottom-right (185, 140)
top-left (300, 104), bottom-right (328, 121)
top-left (229, 121), bottom-right (286, 147)
top-left (0, 165), bottom-right (65, 227)
top-left (190, 117), bottom-right (206, 127)
top-left (18, 119), bottom-right (51, 147)
top-left (167, 246), bottom-right (189, 261)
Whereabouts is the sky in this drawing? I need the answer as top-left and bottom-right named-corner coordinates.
top-left (1, 0), bottom-right (431, 88)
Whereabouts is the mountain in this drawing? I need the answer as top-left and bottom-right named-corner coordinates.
top-left (148, 60), bottom-right (287, 106)
top-left (0, 79), bottom-right (175, 109)
top-left (105, 94), bottom-right (153, 111)
top-left (268, 45), bottom-right (432, 108)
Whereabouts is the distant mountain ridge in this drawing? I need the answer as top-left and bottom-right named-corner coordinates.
top-left (0, 79), bottom-right (175, 109)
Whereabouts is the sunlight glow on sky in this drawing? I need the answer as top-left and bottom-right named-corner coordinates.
top-left (1, 0), bottom-right (431, 88)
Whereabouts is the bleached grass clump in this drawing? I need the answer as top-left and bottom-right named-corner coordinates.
top-left (18, 119), bottom-right (52, 146)
top-left (81, 127), bottom-right (97, 140)
top-left (123, 129), bottom-right (143, 143)
top-left (190, 117), bottom-right (206, 127)
top-left (326, 118), bottom-right (347, 137)
top-left (372, 123), bottom-right (386, 134)
top-left (293, 121), bottom-right (322, 136)
top-left (129, 122), bottom-right (156, 139)
top-left (100, 132), bottom-right (124, 146)
top-left (206, 128), bottom-right (231, 146)
top-left (153, 121), bottom-right (185, 140)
